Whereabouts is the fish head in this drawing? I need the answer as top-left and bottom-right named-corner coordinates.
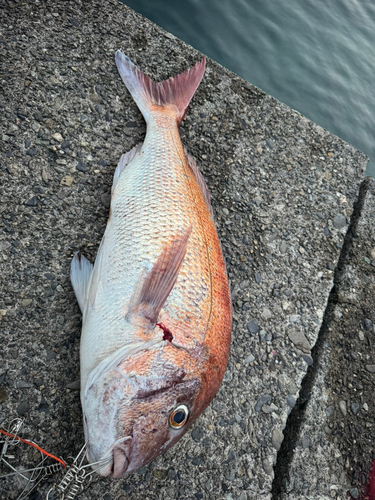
top-left (84, 344), bottom-right (202, 478)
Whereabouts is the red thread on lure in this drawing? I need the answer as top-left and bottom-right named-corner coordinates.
top-left (0, 428), bottom-right (66, 468)
top-left (156, 323), bottom-right (173, 342)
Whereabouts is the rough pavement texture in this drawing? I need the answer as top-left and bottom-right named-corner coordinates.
top-left (285, 179), bottom-right (375, 500)
top-left (0, 0), bottom-right (369, 499)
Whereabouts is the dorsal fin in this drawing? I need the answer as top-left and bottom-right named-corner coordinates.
top-left (184, 148), bottom-right (214, 219)
top-left (127, 227), bottom-right (192, 324)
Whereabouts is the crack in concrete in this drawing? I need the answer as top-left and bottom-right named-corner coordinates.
top-left (271, 177), bottom-right (371, 499)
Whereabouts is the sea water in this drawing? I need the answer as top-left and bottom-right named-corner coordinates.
top-left (122, 0), bottom-right (375, 177)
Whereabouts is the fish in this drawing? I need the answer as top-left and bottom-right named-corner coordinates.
top-left (70, 51), bottom-right (231, 478)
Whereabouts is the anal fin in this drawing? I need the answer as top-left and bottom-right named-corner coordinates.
top-left (112, 143), bottom-right (142, 194)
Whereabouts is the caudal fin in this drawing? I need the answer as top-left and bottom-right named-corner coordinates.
top-left (115, 50), bottom-right (206, 125)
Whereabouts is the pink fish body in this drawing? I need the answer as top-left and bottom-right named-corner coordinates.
top-left (70, 51), bottom-right (231, 477)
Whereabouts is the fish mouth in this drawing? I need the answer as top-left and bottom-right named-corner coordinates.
top-left (111, 443), bottom-right (129, 478)
top-left (90, 436), bottom-right (132, 478)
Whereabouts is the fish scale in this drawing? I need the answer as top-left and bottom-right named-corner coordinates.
top-left (81, 127), bottom-right (212, 385)
top-left (70, 52), bottom-right (231, 477)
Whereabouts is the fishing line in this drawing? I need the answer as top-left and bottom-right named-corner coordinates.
top-left (0, 428), bottom-right (66, 468)
top-left (1, 426), bottom-right (114, 500)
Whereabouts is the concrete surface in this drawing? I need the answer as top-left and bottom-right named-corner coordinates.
top-left (284, 178), bottom-right (375, 500)
top-left (0, 0), bottom-right (369, 499)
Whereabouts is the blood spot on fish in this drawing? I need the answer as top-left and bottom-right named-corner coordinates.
top-left (157, 323), bottom-right (173, 342)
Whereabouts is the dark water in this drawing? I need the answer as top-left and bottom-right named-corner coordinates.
top-left (122, 0), bottom-right (374, 177)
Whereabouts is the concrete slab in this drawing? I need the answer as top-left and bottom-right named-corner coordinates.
top-left (0, 0), bottom-right (368, 499)
top-left (285, 178), bottom-right (375, 500)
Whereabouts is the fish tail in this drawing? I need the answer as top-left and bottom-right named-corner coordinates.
top-left (115, 50), bottom-right (206, 125)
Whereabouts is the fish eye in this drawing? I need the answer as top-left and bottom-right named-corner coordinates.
top-left (169, 404), bottom-right (189, 429)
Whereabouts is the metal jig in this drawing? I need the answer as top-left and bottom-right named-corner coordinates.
top-left (1, 419), bottom-right (113, 500)
top-left (47, 442), bottom-right (113, 500)
top-left (0, 418), bottom-right (64, 500)
top-left (0, 417), bottom-right (24, 460)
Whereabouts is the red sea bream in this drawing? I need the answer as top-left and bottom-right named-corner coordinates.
top-left (70, 51), bottom-right (231, 478)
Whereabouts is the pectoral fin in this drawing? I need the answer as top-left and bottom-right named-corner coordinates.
top-left (127, 227), bottom-right (192, 324)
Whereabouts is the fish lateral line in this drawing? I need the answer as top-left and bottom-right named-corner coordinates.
top-left (156, 322), bottom-right (173, 342)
